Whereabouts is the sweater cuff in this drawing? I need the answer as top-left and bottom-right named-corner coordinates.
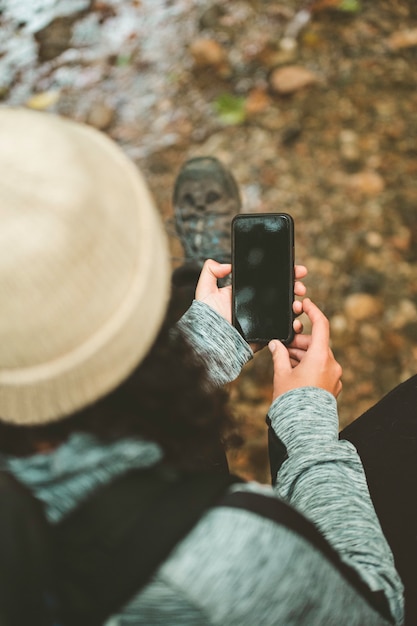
top-left (268, 387), bottom-right (339, 454)
top-left (176, 300), bottom-right (253, 386)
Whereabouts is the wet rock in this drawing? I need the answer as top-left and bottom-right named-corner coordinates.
top-left (91, 2), bottom-right (117, 23)
top-left (269, 65), bottom-right (320, 95)
top-left (0, 86), bottom-right (10, 101)
top-left (339, 129), bottom-right (361, 166)
top-left (344, 293), bottom-right (383, 321)
top-left (387, 28), bottom-right (417, 50)
top-left (390, 226), bottom-right (412, 252)
top-left (347, 170), bottom-right (385, 195)
top-left (387, 299), bottom-right (417, 330)
top-left (281, 123), bottom-right (302, 145)
top-left (35, 14), bottom-right (83, 62)
top-left (198, 5), bottom-right (227, 31)
top-left (280, 8), bottom-right (312, 51)
top-left (354, 380), bottom-right (378, 404)
top-left (244, 86), bottom-right (271, 116)
top-left (258, 111), bottom-right (285, 131)
top-left (349, 269), bottom-right (385, 295)
top-left (330, 313), bottom-right (348, 335)
top-left (255, 43), bottom-right (297, 68)
top-left (402, 321), bottom-right (417, 342)
top-left (87, 102), bottom-right (115, 130)
top-left (359, 323), bottom-right (382, 345)
top-left (189, 37), bottom-right (228, 69)
top-left (365, 231), bottom-right (383, 249)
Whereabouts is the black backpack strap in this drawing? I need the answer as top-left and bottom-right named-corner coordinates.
top-left (219, 489), bottom-right (394, 624)
top-left (0, 472), bottom-right (53, 626)
top-left (54, 466), bottom-right (241, 626)
top-left (265, 414), bottom-right (288, 484)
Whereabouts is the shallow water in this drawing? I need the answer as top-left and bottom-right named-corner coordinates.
top-left (1, 0), bottom-right (207, 156)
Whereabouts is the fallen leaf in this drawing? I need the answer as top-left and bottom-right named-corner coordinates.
top-left (310, 0), bottom-right (361, 12)
top-left (214, 94), bottom-right (246, 125)
top-left (338, 0), bottom-right (361, 12)
top-left (116, 54), bottom-right (131, 67)
top-left (26, 91), bottom-right (60, 110)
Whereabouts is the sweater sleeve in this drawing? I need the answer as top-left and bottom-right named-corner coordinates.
top-left (176, 300), bottom-right (253, 386)
top-left (269, 387), bottom-right (404, 625)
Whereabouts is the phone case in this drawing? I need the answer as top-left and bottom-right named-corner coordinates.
top-left (232, 213), bottom-right (294, 344)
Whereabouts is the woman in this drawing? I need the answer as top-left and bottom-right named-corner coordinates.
top-left (0, 108), bottom-right (404, 625)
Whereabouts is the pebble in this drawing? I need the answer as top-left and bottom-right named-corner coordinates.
top-left (35, 16), bottom-right (77, 62)
top-left (359, 323), bottom-right (381, 343)
top-left (347, 171), bottom-right (385, 195)
top-left (388, 299), bottom-right (417, 329)
top-left (390, 226), bottom-right (411, 252)
top-left (189, 37), bottom-right (228, 68)
top-left (330, 313), bottom-right (348, 335)
top-left (87, 102), bottom-right (115, 130)
top-left (269, 65), bottom-right (320, 95)
top-left (245, 87), bottom-right (271, 116)
top-left (387, 28), bottom-right (417, 50)
top-left (339, 129), bottom-right (361, 164)
top-left (344, 293), bottom-right (383, 321)
top-left (365, 231), bottom-right (383, 248)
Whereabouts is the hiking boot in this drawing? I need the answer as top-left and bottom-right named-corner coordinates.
top-left (172, 156), bottom-right (241, 266)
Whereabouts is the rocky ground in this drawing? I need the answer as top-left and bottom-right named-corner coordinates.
top-left (2, 0), bottom-right (417, 482)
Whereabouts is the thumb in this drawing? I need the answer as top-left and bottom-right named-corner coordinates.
top-left (196, 260), bottom-right (231, 299)
top-left (268, 340), bottom-right (292, 376)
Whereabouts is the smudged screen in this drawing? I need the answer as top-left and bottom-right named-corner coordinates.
top-left (232, 214), bottom-right (293, 342)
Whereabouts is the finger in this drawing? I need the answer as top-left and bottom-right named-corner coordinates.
top-left (196, 260), bottom-right (231, 298)
top-left (287, 347), bottom-right (307, 363)
top-left (292, 299), bottom-right (303, 316)
top-left (269, 340), bottom-right (292, 376)
top-left (205, 259), bottom-right (232, 279)
top-left (294, 281), bottom-right (306, 297)
top-left (293, 318), bottom-right (303, 334)
top-left (294, 265), bottom-right (307, 280)
top-left (288, 334), bottom-right (312, 350)
top-left (302, 298), bottom-right (330, 348)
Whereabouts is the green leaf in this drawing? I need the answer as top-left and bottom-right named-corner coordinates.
top-left (338, 0), bottom-right (361, 12)
top-left (214, 94), bottom-right (246, 125)
top-left (116, 54), bottom-right (131, 67)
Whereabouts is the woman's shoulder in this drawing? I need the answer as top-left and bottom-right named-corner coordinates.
top-left (133, 482), bottom-right (388, 626)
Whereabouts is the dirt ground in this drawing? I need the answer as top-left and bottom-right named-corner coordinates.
top-left (2, 0), bottom-right (417, 482)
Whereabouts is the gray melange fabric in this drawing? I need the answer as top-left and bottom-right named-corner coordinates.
top-left (176, 299), bottom-right (253, 385)
top-left (1, 300), bottom-right (404, 625)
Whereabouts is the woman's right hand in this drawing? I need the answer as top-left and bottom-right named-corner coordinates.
top-left (269, 298), bottom-right (343, 401)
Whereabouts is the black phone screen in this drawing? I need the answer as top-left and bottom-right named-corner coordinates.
top-left (232, 213), bottom-right (294, 343)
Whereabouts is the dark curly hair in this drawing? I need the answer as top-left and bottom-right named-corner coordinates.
top-left (0, 296), bottom-right (241, 471)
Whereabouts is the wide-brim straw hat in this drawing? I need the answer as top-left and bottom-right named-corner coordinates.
top-left (0, 108), bottom-right (170, 425)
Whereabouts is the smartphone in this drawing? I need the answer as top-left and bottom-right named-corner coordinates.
top-left (232, 213), bottom-right (294, 344)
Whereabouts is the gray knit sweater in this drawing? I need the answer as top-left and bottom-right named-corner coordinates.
top-left (1, 301), bottom-right (404, 625)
